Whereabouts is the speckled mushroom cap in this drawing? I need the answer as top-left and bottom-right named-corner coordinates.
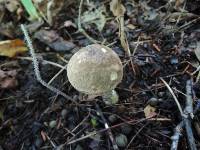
top-left (67, 44), bottom-right (123, 95)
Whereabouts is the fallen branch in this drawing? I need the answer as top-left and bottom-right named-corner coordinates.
top-left (171, 80), bottom-right (197, 150)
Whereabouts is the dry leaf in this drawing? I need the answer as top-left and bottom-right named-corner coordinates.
top-left (0, 69), bottom-right (18, 89)
top-left (34, 30), bottom-right (75, 52)
top-left (110, 0), bottom-right (125, 17)
top-left (4, 0), bottom-right (21, 12)
top-left (81, 6), bottom-right (106, 31)
top-left (0, 39), bottom-right (27, 57)
top-left (144, 105), bottom-right (157, 118)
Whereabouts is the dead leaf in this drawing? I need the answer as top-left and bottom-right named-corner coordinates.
top-left (0, 69), bottom-right (18, 89)
top-left (0, 39), bottom-right (27, 57)
top-left (4, 0), bottom-right (21, 13)
top-left (144, 105), bottom-right (157, 118)
top-left (81, 6), bottom-right (106, 31)
top-left (110, 0), bottom-right (125, 17)
top-left (34, 30), bottom-right (75, 52)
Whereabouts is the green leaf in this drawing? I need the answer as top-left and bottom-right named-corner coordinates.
top-left (20, 0), bottom-right (41, 21)
top-left (90, 118), bottom-right (97, 127)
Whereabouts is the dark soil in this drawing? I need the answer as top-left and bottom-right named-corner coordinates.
top-left (0, 0), bottom-right (200, 150)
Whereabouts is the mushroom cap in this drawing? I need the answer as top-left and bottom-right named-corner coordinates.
top-left (67, 44), bottom-right (123, 95)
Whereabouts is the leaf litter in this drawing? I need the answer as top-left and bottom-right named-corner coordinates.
top-left (0, 0), bottom-right (200, 149)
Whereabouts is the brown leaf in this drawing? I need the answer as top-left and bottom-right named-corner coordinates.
top-left (110, 0), bottom-right (125, 17)
top-left (0, 70), bottom-right (18, 89)
top-left (0, 39), bottom-right (27, 57)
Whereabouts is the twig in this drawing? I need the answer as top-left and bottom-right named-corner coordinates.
top-left (48, 63), bottom-right (68, 85)
top-left (67, 117), bottom-right (151, 145)
top-left (132, 36), bottom-right (141, 57)
top-left (95, 104), bottom-right (119, 150)
top-left (171, 80), bottom-right (197, 150)
top-left (44, 132), bottom-right (57, 148)
top-left (17, 56), bottom-right (66, 70)
top-left (160, 77), bottom-right (184, 116)
top-left (183, 80), bottom-right (196, 150)
top-left (126, 123), bottom-right (148, 149)
top-left (117, 16), bottom-right (136, 75)
top-left (20, 24), bottom-right (77, 104)
top-left (171, 121), bottom-right (184, 150)
top-left (184, 118), bottom-right (196, 150)
top-left (185, 80), bottom-right (194, 118)
top-left (171, 102), bottom-right (200, 150)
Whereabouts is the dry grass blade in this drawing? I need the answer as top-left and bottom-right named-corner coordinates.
top-left (160, 77), bottom-right (184, 116)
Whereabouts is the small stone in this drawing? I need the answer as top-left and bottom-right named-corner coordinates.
top-left (49, 120), bottom-right (57, 128)
top-left (115, 134), bottom-right (128, 147)
top-left (170, 57), bottom-right (178, 65)
top-left (61, 109), bottom-right (68, 118)
top-left (108, 114), bottom-right (117, 123)
top-left (148, 97), bottom-right (159, 106)
top-left (35, 137), bottom-right (43, 148)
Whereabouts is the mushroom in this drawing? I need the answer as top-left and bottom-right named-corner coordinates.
top-left (67, 44), bottom-right (123, 104)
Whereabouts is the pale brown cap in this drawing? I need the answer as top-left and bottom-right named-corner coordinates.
top-left (67, 44), bottom-right (123, 95)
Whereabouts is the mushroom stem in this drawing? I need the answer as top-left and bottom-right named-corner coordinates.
top-left (102, 90), bottom-right (119, 105)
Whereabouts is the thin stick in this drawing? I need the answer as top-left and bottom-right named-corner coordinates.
top-left (160, 77), bottom-right (184, 116)
top-left (126, 123), bottom-right (147, 149)
top-left (20, 24), bottom-right (76, 104)
top-left (48, 63), bottom-right (68, 85)
top-left (67, 117), bottom-right (151, 145)
top-left (95, 104), bottom-right (119, 150)
top-left (17, 56), bottom-right (66, 70)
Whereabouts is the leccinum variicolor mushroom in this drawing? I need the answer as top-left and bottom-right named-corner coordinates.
top-left (67, 44), bottom-right (123, 104)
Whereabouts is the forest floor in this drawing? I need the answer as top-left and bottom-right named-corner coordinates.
top-left (0, 0), bottom-right (200, 150)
